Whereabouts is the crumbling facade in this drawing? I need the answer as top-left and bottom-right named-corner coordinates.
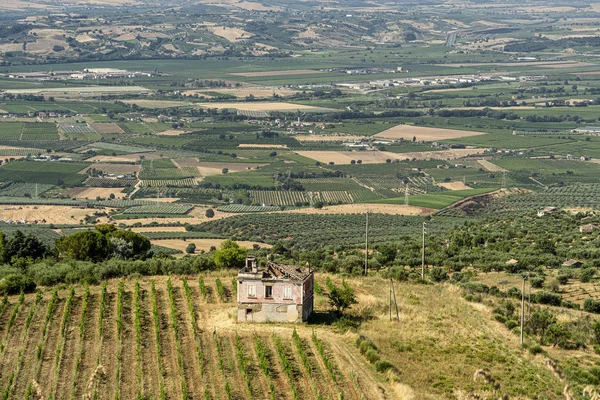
top-left (237, 256), bottom-right (314, 323)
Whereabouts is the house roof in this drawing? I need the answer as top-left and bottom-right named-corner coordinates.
top-left (580, 224), bottom-right (596, 231)
top-left (562, 259), bottom-right (582, 266)
top-left (266, 262), bottom-right (311, 281)
top-left (238, 258), bottom-right (311, 281)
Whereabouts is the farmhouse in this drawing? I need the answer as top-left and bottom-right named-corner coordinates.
top-left (562, 259), bottom-right (583, 268)
top-left (237, 256), bottom-right (314, 323)
top-left (579, 224), bottom-right (597, 233)
top-left (537, 207), bottom-right (557, 217)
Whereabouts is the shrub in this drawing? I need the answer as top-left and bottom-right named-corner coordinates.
top-left (430, 267), bottom-right (448, 282)
top-left (493, 314), bottom-right (507, 324)
top-left (533, 291), bottom-right (562, 307)
top-left (375, 360), bottom-right (395, 373)
top-left (581, 268), bottom-right (595, 283)
top-left (528, 344), bottom-right (544, 355)
top-left (0, 273), bottom-right (36, 295)
top-left (507, 286), bottom-right (521, 298)
top-left (365, 349), bottom-right (380, 363)
top-left (358, 338), bottom-right (377, 355)
top-left (531, 277), bottom-right (545, 288)
top-left (186, 243), bottom-right (196, 254)
top-left (505, 319), bottom-right (519, 330)
top-left (557, 274), bottom-right (569, 285)
top-left (584, 298), bottom-right (600, 314)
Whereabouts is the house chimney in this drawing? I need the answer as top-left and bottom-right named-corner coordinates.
top-left (247, 256), bottom-right (258, 273)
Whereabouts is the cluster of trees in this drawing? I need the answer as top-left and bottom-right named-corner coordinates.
top-left (0, 228), bottom-right (252, 293)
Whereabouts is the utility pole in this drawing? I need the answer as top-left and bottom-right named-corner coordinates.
top-left (389, 279), bottom-right (392, 321)
top-left (421, 221), bottom-right (427, 280)
top-left (364, 210), bottom-right (369, 276)
top-left (391, 278), bottom-right (399, 321)
top-left (520, 274), bottom-right (526, 346)
top-left (527, 270), bottom-right (532, 319)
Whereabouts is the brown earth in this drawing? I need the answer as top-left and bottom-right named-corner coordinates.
top-left (374, 124), bottom-right (486, 141)
top-left (295, 149), bottom-right (486, 165)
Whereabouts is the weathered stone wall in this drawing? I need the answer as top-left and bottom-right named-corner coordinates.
top-left (237, 303), bottom-right (305, 323)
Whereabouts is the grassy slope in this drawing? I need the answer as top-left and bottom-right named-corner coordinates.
top-left (337, 276), bottom-right (564, 399)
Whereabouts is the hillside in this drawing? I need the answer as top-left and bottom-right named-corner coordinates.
top-left (0, 274), bottom-right (565, 399)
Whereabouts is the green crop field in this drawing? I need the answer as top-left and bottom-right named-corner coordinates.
top-left (0, 182), bottom-right (54, 197)
top-left (0, 160), bottom-right (90, 186)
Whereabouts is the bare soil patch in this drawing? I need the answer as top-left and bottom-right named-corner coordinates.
top-left (64, 187), bottom-right (126, 200)
top-left (238, 144), bottom-right (287, 149)
top-left (296, 149), bottom-right (485, 165)
top-left (174, 160), bottom-right (265, 177)
top-left (295, 134), bottom-right (367, 142)
top-left (0, 205), bottom-right (108, 224)
top-left (438, 181), bottom-right (472, 190)
top-left (89, 123), bottom-right (124, 134)
top-left (130, 226), bottom-right (186, 233)
top-left (230, 70), bottom-right (322, 77)
top-left (374, 124), bottom-right (486, 141)
top-left (478, 159), bottom-right (507, 172)
top-left (135, 197), bottom-right (180, 203)
top-left (121, 99), bottom-right (192, 108)
top-left (284, 203), bottom-right (433, 216)
top-left (186, 87), bottom-right (299, 99)
top-left (197, 102), bottom-right (330, 112)
top-left (207, 26), bottom-right (253, 42)
top-left (151, 239), bottom-right (270, 253)
top-left (235, 1), bottom-right (281, 11)
top-left (155, 129), bottom-right (191, 136)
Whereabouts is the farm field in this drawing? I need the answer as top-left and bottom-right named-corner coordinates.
top-left (196, 102), bottom-right (336, 113)
top-left (284, 203), bottom-right (433, 216)
top-left (79, 163), bottom-right (141, 175)
top-left (295, 149), bottom-right (486, 164)
top-left (437, 181), bottom-right (472, 190)
top-left (150, 239), bottom-right (270, 252)
top-left (0, 160), bottom-right (90, 186)
top-left (4, 86), bottom-right (151, 94)
top-left (0, 275), bottom-right (564, 399)
top-left (478, 159), bottom-right (507, 172)
top-left (64, 187), bottom-right (127, 200)
top-left (373, 125), bottom-right (487, 141)
top-left (89, 123), bottom-right (124, 134)
top-left (229, 69), bottom-right (322, 77)
top-left (0, 205), bottom-right (107, 224)
top-left (375, 188), bottom-right (498, 209)
top-left (294, 134), bottom-right (367, 142)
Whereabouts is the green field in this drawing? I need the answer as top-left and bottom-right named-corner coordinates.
top-left (0, 160), bottom-right (89, 186)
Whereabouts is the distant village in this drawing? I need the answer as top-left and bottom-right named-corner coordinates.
top-left (2, 68), bottom-right (164, 81)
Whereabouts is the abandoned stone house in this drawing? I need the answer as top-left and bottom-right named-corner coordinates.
top-left (237, 256), bottom-right (314, 323)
